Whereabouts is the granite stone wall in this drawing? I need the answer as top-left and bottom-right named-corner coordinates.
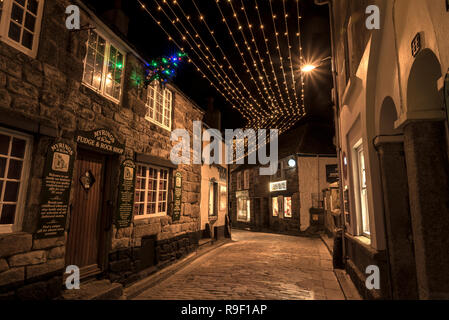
top-left (0, 0), bottom-right (204, 298)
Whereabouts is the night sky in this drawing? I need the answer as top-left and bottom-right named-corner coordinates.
top-left (83, 0), bottom-right (333, 132)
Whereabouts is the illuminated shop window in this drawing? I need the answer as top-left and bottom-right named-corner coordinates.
top-left (134, 164), bottom-right (169, 218)
top-left (146, 82), bottom-right (172, 131)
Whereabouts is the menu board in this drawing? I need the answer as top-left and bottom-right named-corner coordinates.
top-left (35, 142), bottom-right (75, 239)
top-left (173, 172), bottom-right (182, 221)
top-left (115, 159), bottom-right (136, 228)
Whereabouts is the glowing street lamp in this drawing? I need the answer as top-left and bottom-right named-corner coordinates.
top-left (301, 64), bottom-right (317, 73)
top-left (300, 56), bottom-right (332, 73)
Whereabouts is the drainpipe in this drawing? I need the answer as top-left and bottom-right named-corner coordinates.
top-left (314, 0), bottom-right (346, 266)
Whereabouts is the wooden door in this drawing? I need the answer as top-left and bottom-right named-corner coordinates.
top-left (66, 149), bottom-right (106, 278)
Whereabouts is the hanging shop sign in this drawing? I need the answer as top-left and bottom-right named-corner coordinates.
top-left (326, 164), bottom-right (339, 183)
top-left (269, 180), bottom-right (287, 192)
top-left (75, 129), bottom-right (124, 155)
top-left (444, 70), bottom-right (449, 126)
top-left (35, 142), bottom-right (75, 239)
top-left (173, 172), bottom-right (182, 221)
top-left (115, 159), bottom-right (136, 229)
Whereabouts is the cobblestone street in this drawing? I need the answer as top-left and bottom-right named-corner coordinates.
top-left (135, 230), bottom-right (347, 300)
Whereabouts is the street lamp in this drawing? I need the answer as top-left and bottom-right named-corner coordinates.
top-left (300, 56), bottom-right (332, 74)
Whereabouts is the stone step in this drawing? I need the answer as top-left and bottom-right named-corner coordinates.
top-left (62, 279), bottom-right (123, 300)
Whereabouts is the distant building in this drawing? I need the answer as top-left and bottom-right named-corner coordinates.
top-left (229, 123), bottom-right (337, 234)
top-left (0, 0), bottom-right (206, 299)
top-left (319, 0), bottom-right (449, 299)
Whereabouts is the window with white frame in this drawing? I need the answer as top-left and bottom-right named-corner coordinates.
top-left (134, 164), bottom-right (169, 218)
top-left (0, 127), bottom-right (32, 233)
top-left (0, 0), bottom-right (44, 57)
top-left (83, 30), bottom-right (125, 101)
top-left (146, 81), bottom-right (173, 130)
top-left (354, 142), bottom-right (370, 237)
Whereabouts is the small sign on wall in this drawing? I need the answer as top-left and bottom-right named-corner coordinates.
top-left (173, 172), bottom-right (182, 221)
top-left (115, 159), bottom-right (136, 229)
top-left (35, 142), bottom-right (75, 239)
top-left (269, 180), bottom-right (287, 192)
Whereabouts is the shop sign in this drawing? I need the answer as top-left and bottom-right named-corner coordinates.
top-left (75, 129), bottom-right (124, 155)
top-left (115, 159), bottom-right (136, 229)
top-left (236, 190), bottom-right (249, 198)
top-left (35, 142), bottom-right (75, 239)
top-left (326, 164), bottom-right (339, 183)
top-left (269, 180), bottom-right (287, 192)
top-left (173, 172), bottom-right (182, 221)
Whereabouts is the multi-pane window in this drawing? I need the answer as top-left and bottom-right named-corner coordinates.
top-left (83, 30), bottom-right (124, 101)
top-left (0, 128), bottom-right (31, 233)
top-left (134, 165), bottom-right (169, 217)
top-left (272, 197), bottom-right (279, 217)
top-left (355, 143), bottom-right (370, 237)
top-left (146, 82), bottom-right (172, 130)
top-left (0, 0), bottom-right (44, 57)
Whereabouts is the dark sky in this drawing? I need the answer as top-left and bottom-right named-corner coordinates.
top-left (84, 0), bottom-right (332, 132)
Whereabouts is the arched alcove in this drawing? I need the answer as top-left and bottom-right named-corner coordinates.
top-left (407, 48), bottom-right (442, 113)
top-left (379, 97), bottom-right (400, 136)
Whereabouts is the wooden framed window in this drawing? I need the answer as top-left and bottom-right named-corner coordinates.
top-left (219, 185), bottom-right (227, 212)
top-left (83, 29), bottom-right (125, 102)
top-left (208, 180), bottom-right (218, 217)
top-left (243, 170), bottom-right (250, 189)
top-left (0, 0), bottom-right (45, 58)
top-left (236, 172), bottom-right (242, 190)
top-left (0, 127), bottom-right (32, 233)
top-left (134, 164), bottom-right (169, 218)
top-left (146, 81), bottom-right (173, 131)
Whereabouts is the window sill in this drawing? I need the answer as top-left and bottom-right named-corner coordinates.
top-left (134, 212), bottom-right (167, 221)
top-left (145, 116), bottom-right (171, 132)
top-left (81, 83), bottom-right (121, 105)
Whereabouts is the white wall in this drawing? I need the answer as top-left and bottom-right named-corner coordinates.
top-left (297, 156), bottom-right (337, 231)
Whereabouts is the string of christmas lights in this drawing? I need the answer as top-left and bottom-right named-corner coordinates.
top-left (136, 0), bottom-right (307, 133)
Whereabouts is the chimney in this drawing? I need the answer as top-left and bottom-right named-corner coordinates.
top-left (102, 0), bottom-right (129, 36)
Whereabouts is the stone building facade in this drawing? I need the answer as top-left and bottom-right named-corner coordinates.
top-left (0, 0), bottom-right (204, 299)
top-left (229, 124), bottom-right (336, 234)
top-left (317, 0), bottom-right (449, 299)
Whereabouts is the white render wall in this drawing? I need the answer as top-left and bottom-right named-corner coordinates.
top-left (297, 156), bottom-right (337, 231)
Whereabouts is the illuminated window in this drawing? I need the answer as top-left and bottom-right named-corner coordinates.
top-left (237, 194), bottom-right (250, 222)
top-left (0, 127), bottom-right (32, 234)
top-left (83, 30), bottom-right (125, 101)
top-left (219, 185), bottom-right (227, 211)
top-left (146, 82), bottom-right (172, 131)
top-left (272, 197), bottom-right (278, 217)
top-left (208, 180), bottom-right (218, 217)
top-left (354, 142), bottom-right (370, 237)
top-left (0, 0), bottom-right (44, 57)
top-left (284, 197), bottom-right (292, 218)
top-left (134, 165), bottom-right (169, 218)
